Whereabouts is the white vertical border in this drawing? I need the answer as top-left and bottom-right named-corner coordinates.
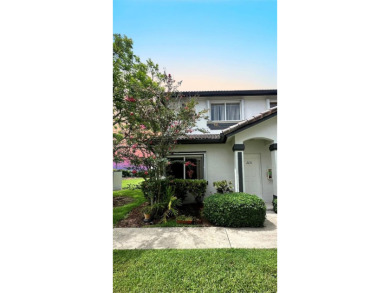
top-left (279, 1), bottom-right (390, 292)
top-left (241, 99), bottom-right (245, 119)
top-left (206, 99), bottom-right (211, 120)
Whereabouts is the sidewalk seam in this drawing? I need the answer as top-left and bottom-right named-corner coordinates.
top-left (224, 228), bottom-right (232, 248)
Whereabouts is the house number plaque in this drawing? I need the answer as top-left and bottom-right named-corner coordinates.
top-left (246, 161), bottom-right (252, 164)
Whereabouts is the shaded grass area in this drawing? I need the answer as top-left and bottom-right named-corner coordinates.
top-left (113, 249), bottom-right (277, 293)
top-left (113, 189), bottom-right (146, 226)
top-left (121, 178), bottom-right (144, 189)
top-left (148, 203), bottom-right (204, 227)
top-left (149, 219), bottom-right (202, 228)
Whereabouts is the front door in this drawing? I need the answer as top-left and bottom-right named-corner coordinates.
top-left (244, 154), bottom-right (263, 199)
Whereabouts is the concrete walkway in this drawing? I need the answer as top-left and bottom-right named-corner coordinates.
top-left (113, 212), bottom-right (277, 250)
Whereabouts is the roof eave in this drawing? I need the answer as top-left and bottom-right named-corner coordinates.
top-left (176, 136), bottom-right (225, 144)
top-left (223, 111), bottom-right (277, 138)
top-left (181, 89), bottom-right (277, 97)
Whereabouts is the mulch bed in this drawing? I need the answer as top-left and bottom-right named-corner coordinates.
top-left (116, 202), bottom-right (149, 227)
top-left (113, 197), bottom-right (134, 208)
top-left (115, 202), bottom-right (214, 228)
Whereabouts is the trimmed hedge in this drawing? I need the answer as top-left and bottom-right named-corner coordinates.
top-left (203, 193), bottom-right (266, 227)
top-left (141, 179), bottom-right (207, 203)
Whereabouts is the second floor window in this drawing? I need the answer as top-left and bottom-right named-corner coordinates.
top-left (211, 103), bottom-right (240, 121)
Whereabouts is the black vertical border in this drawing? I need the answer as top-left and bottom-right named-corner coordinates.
top-left (238, 152), bottom-right (243, 192)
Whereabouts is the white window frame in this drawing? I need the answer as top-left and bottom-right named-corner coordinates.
top-left (269, 100), bottom-right (277, 108)
top-left (210, 100), bottom-right (242, 122)
top-left (166, 153), bottom-right (206, 180)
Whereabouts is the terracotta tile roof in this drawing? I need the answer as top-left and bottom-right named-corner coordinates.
top-left (176, 107), bottom-right (277, 144)
top-left (177, 133), bottom-right (221, 141)
top-left (222, 107), bottom-right (277, 136)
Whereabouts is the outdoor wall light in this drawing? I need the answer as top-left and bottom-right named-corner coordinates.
top-left (267, 169), bottom-right (273, 180)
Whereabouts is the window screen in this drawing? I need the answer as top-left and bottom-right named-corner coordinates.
top-left (226, 103), bottom-right (240, 120)
top-left (211, 104), bottom-right (225, 121)
top-left (211, 103), bottom-right (240, 121)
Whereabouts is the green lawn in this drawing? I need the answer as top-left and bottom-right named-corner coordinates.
top-left (113, 189), bottom-right (146, 226)
top-left (113, 178), bottom-right (146, 226)
top-left (121, 177), bottom-right (144, 189)
top-left (113, 249), bottom-right (277, 292)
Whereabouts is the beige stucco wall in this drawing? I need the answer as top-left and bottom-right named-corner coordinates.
top-left (173, 138), bottom-right (235, 198)
top-left (243, 139), bottom-right (274, 203)
top-left (174, 108), bottom-right (277, 203)
top-left (235, 116), bottom-right (277, 143)
top-left (192, 95), bottom-right (277, 134)
top-left (173, 137), bottom-right (275, 202)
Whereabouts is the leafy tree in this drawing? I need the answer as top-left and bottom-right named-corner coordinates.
top-left (113, 34), bottom-right (160, 127)
top-left (113, 132), bottom-right (125, 169)
top-left (113, 34), bottom-right (208, 202)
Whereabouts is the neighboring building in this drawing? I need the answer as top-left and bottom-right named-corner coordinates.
top-left (169, 89), bottom-right (277, 203)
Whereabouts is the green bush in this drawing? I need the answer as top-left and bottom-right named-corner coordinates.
top-left (141, 179), bottom-right (207, 203)
top-left (121, 170), bottom-right (130, 177)
top-left (141, 179), bottom-right (170, 203)
top-left (213, 180), bottom-right (234, 194)
top-left (190, 180), bottom-right (207, 203)
top-left (272, 198), bottom-right (277, 213)
top-left (169, 179), bottom-right (189, 200)
top-left (203, 193), bottom-right (266, 227)
top-left (141, 205), bottom-right (153, 214)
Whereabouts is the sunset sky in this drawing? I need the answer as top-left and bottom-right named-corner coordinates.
top-left (113, 0), bottom-right (277, 90)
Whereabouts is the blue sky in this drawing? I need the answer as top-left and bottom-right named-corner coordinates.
top-left (114, 0), bottom-right (277, 90)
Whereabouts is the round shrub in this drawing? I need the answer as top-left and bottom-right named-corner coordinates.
top-left (203, 192), bottom-right (267, 227)
top-left (121, 170), bottom-right (130, 177)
